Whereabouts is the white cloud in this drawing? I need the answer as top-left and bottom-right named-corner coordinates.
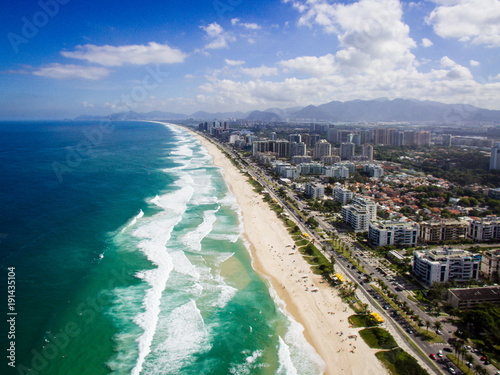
top-left (231, 18), bottom-right (261, 29)
top-left (201, 22), bottom-right (235, 49)
top-left (279, 54), bottom-right (337, 77)
top-left (240, 66), bottom-right (278, 78)
top-left (225, 59), bottom-right (245, 66)
top-left (421, 38), bottom-right (433, 47)
top-left (470, 59), bottom-right (480, 66)
top-left (427, 0), bottom-right (500, 47)
top-left (33, 64), bottom-right (111, 80)
top-left (61, 42), bottom-right (187, 66)
top-left (285, 0), bottom-right (417, 74)
top-left (82, 101), bottom-right (94, 108)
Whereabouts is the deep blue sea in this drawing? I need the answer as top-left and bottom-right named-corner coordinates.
top-left (0, 121), bottom-right (324, 375)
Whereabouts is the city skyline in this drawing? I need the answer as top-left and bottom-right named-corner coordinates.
top-left (2, 0), bottom-right (500, 120)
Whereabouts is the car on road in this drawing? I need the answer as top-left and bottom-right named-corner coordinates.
top-left (480, 356), bottom-right (488, 361)
top-left (429, 353), bottom-right (436, 360)
top-left (448, 367), bottom-right (456, 374)
top-left (406, 328), bottom-right (413, 334)
top-left (443, 347), bottom-right (452, 352)
top-left (438, 350), bottom-right (443, 358)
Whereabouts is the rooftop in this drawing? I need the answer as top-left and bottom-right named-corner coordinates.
top-left (449, 286), bottom-right (500, 301)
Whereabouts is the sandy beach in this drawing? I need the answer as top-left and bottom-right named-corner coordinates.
top-left (188, 129), bottom-right (389, 375)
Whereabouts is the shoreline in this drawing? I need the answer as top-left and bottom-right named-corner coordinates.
top-left (155, 122), bottom-right (388, 375)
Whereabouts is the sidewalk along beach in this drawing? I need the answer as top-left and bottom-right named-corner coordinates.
top-left (190, 129), bottom-right (388, 375)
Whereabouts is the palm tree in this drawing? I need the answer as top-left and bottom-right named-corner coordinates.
top-left (425, 320), bottom-right (431, 331)
top-left (459, 347), bottom-right (467, 365)
top-left (433, 320), bottom-right (442, 333)
top-left (473, 363), bottom-right (482, 375)
top-left (464, 354), bottom-right (474, 374)
top-left (451, 340), bottom-right (463, 363)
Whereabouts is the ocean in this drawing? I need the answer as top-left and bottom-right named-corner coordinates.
top-left (0, 121), bottom-right (324, 375)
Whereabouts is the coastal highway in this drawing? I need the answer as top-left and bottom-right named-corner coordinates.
top-left (212, 141), bottom-right (445, 375)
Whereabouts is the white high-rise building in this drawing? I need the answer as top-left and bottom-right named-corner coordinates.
top-left (361, 144), bottom-right (374, 162)
top-left (313, 139), bottom-right (332, 160)
top-left (490, 142), bottom-right (500, 170)
top-left (340, 142), bottom-right (355, 160)
top-left (333, 184), bottom-right (353, 205)
top-left (341, 196), bottom-right (377, 232)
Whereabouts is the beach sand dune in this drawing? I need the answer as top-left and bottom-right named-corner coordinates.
top-left (193, 133), bottom-right (388, 375)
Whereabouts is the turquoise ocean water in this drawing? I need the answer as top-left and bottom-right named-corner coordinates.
top-left (0, 121), bottom-right (324, 375)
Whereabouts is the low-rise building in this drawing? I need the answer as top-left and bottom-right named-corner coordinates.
top-left (447, 286), bottom-right (500, 309)
top-left (418, 219), bottom-right (468, 243)
top-left (413, 247), bottom-right (481, 285)
top-left (369, 219), bottom-right (419, 247)
top-left (323, 165), bottom-right (349, 179)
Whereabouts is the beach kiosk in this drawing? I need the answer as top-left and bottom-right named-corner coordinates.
top-left (370, 312), bottom-right (384, 324)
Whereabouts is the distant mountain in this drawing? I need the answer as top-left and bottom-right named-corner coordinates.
top-left (190, 110), bottom-right (250, 120)
top-left (245, 110), bottom-right (282, 121)
top-left (290, 98), bottom-right (500, 123)
top-left (74, 98), bottom-right (500, 123)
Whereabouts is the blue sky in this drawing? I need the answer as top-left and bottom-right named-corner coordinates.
top-left (2, 0), bottom-right (500, 119)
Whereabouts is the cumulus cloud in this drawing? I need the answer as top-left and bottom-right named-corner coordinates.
top-left (61, 42), bottom-right (187, 66)
top-left (225, 59), bottom-right (245, 66)
top-left (421, 38), bottom-right (433, 47)
top-left (279, 54), bottom-right (337, 77)
top-left (33, 64), bottom-right (111, 80)
top-left (284, 0), bottom-right (417, 74)
top-left (231, 18), bottom-right (261, 29)
top-left (469, 60), bottom-right (480, 66)
top-left (427, 0), bottom-right (500, 47)
top-left (201, 22), bottom-right (235, 49)
top-left (240, 66), bottom-right (278, 78)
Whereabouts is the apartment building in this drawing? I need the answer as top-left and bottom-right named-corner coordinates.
top-left (341, 196), bottom-right (377, 232)
top-left (333, 184), bottom-right (353, 205)
top-left (369, 219), bottom-right (419, 247)
top-left (481, 249), bottom-right (500, 281)
top-left (418, 219), bottom-right (468, 243)
top-left (469, 216), bottom-right (500, 242)
top-left (413, 247), bottom-right (481, 285)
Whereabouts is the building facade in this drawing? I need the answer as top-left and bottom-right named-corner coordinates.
top-left (447, 286), bottom-right (500, 309)
top-left (469, 216), bottom-right (500, 242)
top-left (418, 219), bottom-right (468, 243)
top-left (369, 219), bottom-right (419, 247)
top-left (481, 249), bottom-right (500, 281)
top-left (341, 196), bottom-right (377, 232)
top-left (413, 247), bottom-right (481, 285)
top-left (333, 184), bottom-right (353, 205)
top-left (305, 183), bottom-right (325, 199)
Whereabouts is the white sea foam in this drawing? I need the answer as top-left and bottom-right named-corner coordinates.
top-left (183, 208), bottom-right (218, 251)
top-left (141, 300), bottom-right (211, 374)
top-left (277, 336), bottom-right (299, 375)
top-left (130, 183), bottom-right (194, 375)
top-left (206, 233), bottom-right (240, 243)
top-left (120, 209), bottom-right (144, 234)
top-left (229, 350), bottom-right (264, 375)
top-left (170, 250), bottom-right (200, 280)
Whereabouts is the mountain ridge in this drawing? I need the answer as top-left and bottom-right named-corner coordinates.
top-left (73, 98), bottom-right (500, 123)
